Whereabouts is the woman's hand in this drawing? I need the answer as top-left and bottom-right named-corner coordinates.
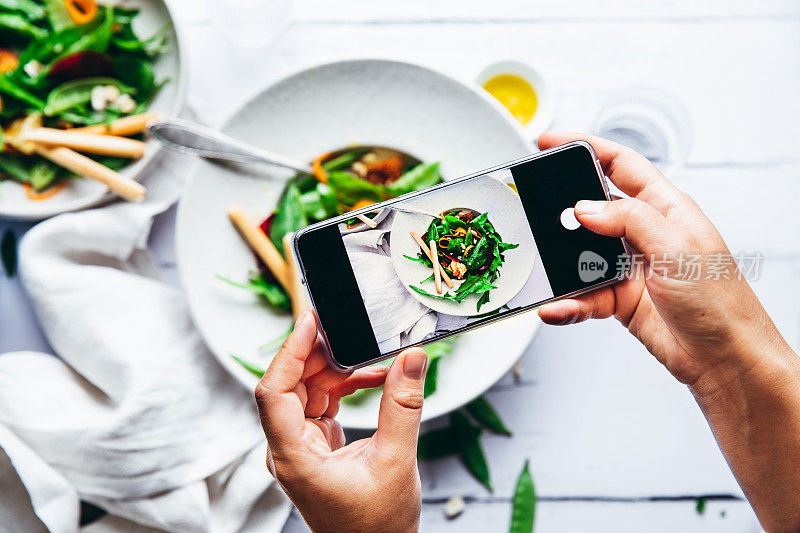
top-left (255, 310), bottom-right (427, 533)
top-left (537, 131), bottom-right (787, 387)
top-left (537, 131), bottom-right (800, 532)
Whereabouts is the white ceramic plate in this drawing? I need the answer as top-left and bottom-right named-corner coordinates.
top-left (0, 0), bottom-right (186, 221)
top-left (176, 59), bottom-right (540, 429)
top-left (389, 175), bottom-right (537, 316)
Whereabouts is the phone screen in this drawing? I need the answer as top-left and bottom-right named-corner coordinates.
top-left (296, 143), bottom-right (629, 368)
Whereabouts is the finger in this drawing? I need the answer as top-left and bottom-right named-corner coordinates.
top-left (255, 310), bottom-right (317, 446)
top-left (537, 130), bottom-right (682, 213)
top-left (309, 417), bottom-right (346, 451)
top-left (300, 338), bottom-right (330, 380)
top-left (324, 366), bottom-right (390, 418)
top-left (575, 198), bottom-right (688, 254)
top-left (537, 286), bottom-right (616, 325)
top-left (372, 348), bottom-right (427, 457)
top-left (304, 366), bottom-right (353, 418)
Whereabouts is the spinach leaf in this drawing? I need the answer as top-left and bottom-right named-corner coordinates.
top-left (299, 182), bottom-right (338, 221)
top-left (231, 355), bottom-right (265, 378)
top-left (44, 77), bottom-right (134, 116)
top-left (509, 460), bottom-right (536, 533)
top-left (1, 228), bottom-right (16, 278)
top-left (451, 410), bottom-right (492, 491)
top-left (695, 498), bottom-right (706, 515)
top-left (112, 57), bottom-right (155, 102)
top-left (387, 162), bottom-right (441, 195)
top-left (60, 5), bottom-right (113, 57)
top-left (269, 182), bottom-right (308, 255)
top-left (465, 396), bottom-right (512, 436)
top-left (0, 154), bottom-right (32, 182)
top-left (327, 170), bottom-right (386, 206)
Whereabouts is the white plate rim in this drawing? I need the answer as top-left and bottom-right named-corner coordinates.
top-left (176, 58), bottom-right (541, 428)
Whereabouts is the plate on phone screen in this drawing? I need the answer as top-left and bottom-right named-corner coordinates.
top-left (177, 59), bottom-right (541, 429)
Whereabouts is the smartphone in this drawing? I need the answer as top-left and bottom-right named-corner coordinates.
top-left (292, 141), bottom-right (631, 371)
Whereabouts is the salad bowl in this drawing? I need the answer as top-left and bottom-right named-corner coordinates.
top-left (177, 59), bottom-right (541, 429)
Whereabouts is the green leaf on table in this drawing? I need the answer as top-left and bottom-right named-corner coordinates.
top-left (450, 410), bottom-right (492, 491)
top-left (231, 354), bottom-right (265, 378)
top-left (387, 162), bottom-right (441, 195)
top-left (509, 460), bottom-right (536, 533)
top-left (340, 385), bottom-right (382, 406)
top-left (696, 497), bottom-right (706, 515)
top-left (417, 422), bottom-right (480, 461)
top-left (465, 395), bottom-right (512, 436)
top-left (1, 228), bottom-right (16, 278)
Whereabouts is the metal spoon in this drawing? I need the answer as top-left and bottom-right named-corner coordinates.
top-left (392, 204), bottom-right (479, 220)
top-left (147, 118), bottom-right (312, 174)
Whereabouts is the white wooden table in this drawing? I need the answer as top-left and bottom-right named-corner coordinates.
top-left (4, 1), bottom-right (800, 530)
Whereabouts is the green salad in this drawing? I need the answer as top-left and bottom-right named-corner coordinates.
top-left (406, 208), bottom-right (518, 312)
top-left (0, 0), bottom-right (167, 193)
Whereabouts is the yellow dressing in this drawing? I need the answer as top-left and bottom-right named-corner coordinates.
top-left (482, 74), bottom-right (538, 125)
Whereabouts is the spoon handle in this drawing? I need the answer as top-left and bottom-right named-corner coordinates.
top-left (391, 202), bottom-right (440, 218)
top-left (147, 118), bottom-right (311, 174)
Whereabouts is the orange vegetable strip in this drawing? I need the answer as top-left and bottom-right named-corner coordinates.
top-left (65, 0), bottom-right (98, 25)
top-left (310, 152), bottom-right (330, 183)
top-left (410, 231), bottom-right (452, 288)
top-left (227, 205), bottom-right (290, 290)
top-left (23, 181), bottom-right (67, 201)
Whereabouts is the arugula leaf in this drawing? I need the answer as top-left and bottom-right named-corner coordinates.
top-left (387, 162), bottom-right (441, 195)
top-left (509, 460), bottom-right (536, 533)
top-left (696, 498), bottom-right (706, 515)
top-left (216, 273), bottom-right (291, 311)
top-left (465, 396), bottom-right (512, 436)
top-left (0, 12), bottom-right (47, 40)
top-left (1, 228), bottom-right (16, 278)
top-left (450, 411), bottom-right (492, 491)
top-left (231, 355), bottom-right (265, 378)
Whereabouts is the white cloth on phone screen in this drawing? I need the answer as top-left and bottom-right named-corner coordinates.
top-left (342, 212), bottom-right (438, 353)
top-left (0, 144), bottom-right (290, 532)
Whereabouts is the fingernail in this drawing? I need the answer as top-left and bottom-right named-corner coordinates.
top-left (403, 350), bottom-right (427, 379)
top-left (575, 200), bottom-right (607, 216)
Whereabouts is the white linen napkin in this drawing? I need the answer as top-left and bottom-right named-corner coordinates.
top-left (0, 148), bottom-right (290, 532)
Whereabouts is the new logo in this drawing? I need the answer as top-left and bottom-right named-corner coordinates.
top-left (578, 251), bottom-right (608, 283)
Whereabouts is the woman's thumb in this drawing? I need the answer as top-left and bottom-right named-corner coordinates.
top-left (373, 348), bottom-right (427, 455)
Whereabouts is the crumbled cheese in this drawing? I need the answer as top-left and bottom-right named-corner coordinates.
top-left (23, 60), bottom-right (44, 78)
top-left (443, 495), bottom-right (465, 519)
top-left (112, 93), bottom-right (136, 113)
top-left (352, 161), bottom-right (367, 178)
top-left (91, 86), bottom-right (111, 111)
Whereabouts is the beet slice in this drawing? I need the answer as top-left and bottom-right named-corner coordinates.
top-left (48, 51), bottom-right (113, 81)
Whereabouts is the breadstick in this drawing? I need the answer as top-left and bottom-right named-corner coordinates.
top-left (356, 213), bottom-right (377, 228)
top-left (70, 112), bottom-right (158, 136)
top-left (227, 205), bottom-right (290, 289)
top-left (22, 128), bottom-right (146, 158)
top-left (283, 234), bottom-right (308, 319)
top-left (34, 145), bottom-right (145, 202)
top-left (410, 230), bottom-right (453, 288)
top-left (430, 239), bottom-right (442, 294)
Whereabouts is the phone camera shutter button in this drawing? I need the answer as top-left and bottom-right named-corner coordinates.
top-left (560, 208), bottom-right (580, 230)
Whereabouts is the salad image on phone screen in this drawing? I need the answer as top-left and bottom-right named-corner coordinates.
top-left (339, 170), bottom-right (554, 354)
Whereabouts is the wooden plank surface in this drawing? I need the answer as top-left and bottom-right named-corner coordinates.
top-left (4, 0), bottom-right (799, 530)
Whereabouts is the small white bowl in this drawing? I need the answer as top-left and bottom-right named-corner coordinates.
top-left (476, 60), bottom-right (555, 142)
